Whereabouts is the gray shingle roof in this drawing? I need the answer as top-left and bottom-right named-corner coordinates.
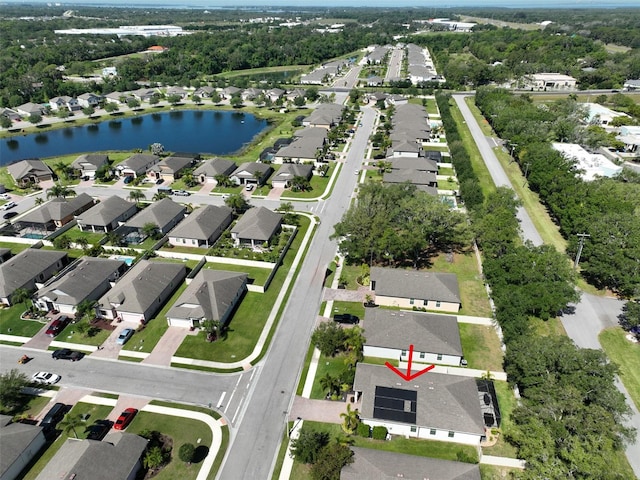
top-left (383, 170), bottom-right (436, 185)
top-left (7, 159), bottom-right (52, 182)
top-left (34, 432), bottom-right (147, 480)
top-left (341, 447), bottom-right (481, 480)
top-left (150, 156), bottom-right (193, 174)
top-left (387, 156), bottom-right (438, 172)
top-left (120, 153), bottom-right (159, 172)
top-left (231, 207), bottom-right (282, 243)
top-left (71, 154), bottom-right (109, 170)
top-left (168, 205), bottom-right (232, 241)
top-left (98, 260), bottom-right (186, 315)
top-left (0, 249), bottom-right (67, 298)
top-left (275, 136), bottom-right (324, 160)
top-left (272, 164), bottom-right (313, 183)
top-left (76, 196), bottom-right (137, 228)
top-left (353, 364), bottom-right (485, 435)
top-left (193, 158), bottom-right (236, 177)
top-left (125, 197), bottom-right (185, 230)
top-left (231, 162), bottom-right (273, 180)
top-left (18, 193), bottom-right (95, 225)
top-left (0, 414), bottom-right (44, 478)
top-left (167, 269), bottom-right (247, 323)
top-left (36, 257), bottom-right (126, 306)
top-left (371, 267), bottom-right (460, 304)
top-left (364, 309), bottom-right (462, 357)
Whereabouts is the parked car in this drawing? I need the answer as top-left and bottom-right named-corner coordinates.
top-left (332, 313), bottom-right (360, 324)
top-left (45, 316), bottom-right (70, 337)
top-left (116, 328), bottom-right (135, 345)
top-left (3, 211), bottom-right (18, 220)
top-left (245, 184), bottom-right (255, 191)
top-left (172, 189), bottom-right (190, 196)
top-left (51, 348), bottom-right (84, 362)
top-left (155, 178), bottom-right (164, 185)
top-left (32, 371), bottom-right (61, 385)
top-left (114, 408), bottom-right (138, 430)
top-left (0, 193), bottom-right (10, 200)
top-left (39, 402), bottom-right (68, 431)
top-left (123, 176), bottom-right (134, 184)
top-left (86, 419), bottom-right (113, 440)
top-left (2, 201), bottom-right (17, 210)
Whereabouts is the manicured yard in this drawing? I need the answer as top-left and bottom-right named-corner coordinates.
top-left (202, 261), bottom-right (272, 287)
top-left (0, 241), bottom-right (33, 254)
top-left (0, 304), bottom-right (47, 337)
top-left (59, 226), bottom-right (105, 245)
top-left (310, 353), bottom-right (350, 400)
top-left (459, 323), bottom-right (504, 372)
top-left (175, 216), bottom-right (310, 363)
top-left (599, 327), bottom-right (640, 411)
top-left (329, 301), bottom-right (365, 321)
top-left (122, 282), bottom-right (189, 353)
top-left (128, 411), bottom-right (213, 480)
top-left (56, 320), bottom-right (113, 347)
top-left (280, 165), bottom-right (334, 200)
top-left (0, 392), bottom-right (50, 418)
top-left (289, 421), bottom-right (478, 479)
top-left (482, 380), bottom-right (519, 459)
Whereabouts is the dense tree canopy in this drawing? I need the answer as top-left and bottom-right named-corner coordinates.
top-left (332, 183), bottom-right (470, 267)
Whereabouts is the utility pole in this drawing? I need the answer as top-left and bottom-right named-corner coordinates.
top-left (522, 162), bottom-right (531, 187)
top-left (509, 143), bottom-right (518, 164)
top-left (574, 233), bottom-right (591, 269)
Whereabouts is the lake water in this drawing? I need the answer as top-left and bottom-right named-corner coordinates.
top-left (0, 110), bottom-right (269, 166)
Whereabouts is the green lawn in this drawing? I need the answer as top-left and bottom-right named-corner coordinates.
top-left (0, 304), bottom-right (47, 337)
top-left (289, 421), bottom-right (478, 479)
top-left (1, 392), bottom-right (50, 418)
top-left (310, 353), bottom-right (351, 400)
top-left (430, 250), bottom-right (492, 318)
top-left (128, 411), bottom-right (213, 480)
top-left (56, 320), bottom-right (113, 347)
top-left (202, 261), bottom-right (271, 287)
top-left (60, 226), bottom-right (105, 245)
top-left (459, 323), bottom-right (504, 372)
top-left (482, 381), bottom-right (519, 458)
top-left (122, 282), bottom-right (189, 353)
top-left (0, 241), bottom-right (33, 254)
top-left (330, 301), bottom-right (365, 321)
top-left (599, 327), bottom-right (640, 411)
top-left (175, 216), bottom-right (310, 363)
top-left (281, 166), bottom-right (334, 200)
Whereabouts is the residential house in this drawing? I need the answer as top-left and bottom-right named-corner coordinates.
top-left (77, 92), bottom-right (102, 108)
top-left (222, 86), bottom-right (241, 99)
top-left (265, 88), bottom-right (285, 102)
top-left (623, 79), bottom-right (640, 91)
top-left (15, 193), bottom-right (95, 234)
top-left (302, 103), bottom-right (343, 129)
top-left (241, 88), bottom-right (263, 102)
top-left (387, 140), bottom-right (422, 158)
top-left (147, 156), bottom-right (194, 182)
top-left (387, 156), bottom-right (438, 173)
top-left (230, 162), bottom-right (273, 186)
top-left (103, 92), bottom-right (129, 105)
top-left (7, 159), bottom-right (54, 186)
top-left (48, 96), bottom-right (81, 112)
top-left (193, 158), bottom-right (236, 184)
top-left (552, 143), bottom-right (623, 181)
top-left (71, 154), bottom-right (110, 179)
top-left (166, 269), bottom-right (248, 328)
top-left (230, 206), bottom-right (283, 249)
top-left (271, 163), bottom-right (313, 189)
top-left (97, 259), bottom-right (186, 323)
top-left (34, 432), bottom-right (147, 480)
top-left (0, 108), bottom-right (21, 123)
top-left (366, 76), bottom-right (384, 87)
top-left (285, 88), bottom-right (306, 103)
top-left (194, 86), bottom-right (215, 98)
top-left (365, 91), bottom-right (388, 104)
top-left (131, 88), bottom-right (158, 102)
top-left (273, 136), bottom-right (325, 164)
top-left (341, 447), bottom-right (481, 480)
top-left (523, 73), bottom-right (577, 91)
top-left (362, 309), bottom-right (464, 367)
top-left (383, 169), bottom-right (438, 195)
top-left (122, 197), bottom-right (185, 243)
top-left (353, 364), bottom-right (485, 445)
top-left (116, 154), bottom-right (160, 178)
top-left (365, 45), bottom-right (390, 64)
top-left (300, 70), bottom-right (327, 85)
top-left (0, 249), bottom-right (68, 306)
top-left (385, 94), bottom-right (408, 106)
top-left (167, 205), bottom-right (232, 248)
top-left (15, 102), bottom-right (44, 117)
top-left (34, 257), bottom-right (127, 315)
top-left (76, 196), bottom-right (138, 233)
top-left (370, 267), bottom-right (461, 312)
top-left (581, 102), bottom-right (630, 126)
top-left (0, 415), bottom-right (46, 480)
top-left (165, 86), bottom-right (188, 99)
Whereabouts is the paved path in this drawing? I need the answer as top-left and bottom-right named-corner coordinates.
top-left (322, 287), bottom-right (365, 302)
top-left (480, 455), bottom-right (525, 469)
top-left (142, 326), bottom-right (193, 366)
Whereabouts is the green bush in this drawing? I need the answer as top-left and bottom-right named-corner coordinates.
top-left (372, 426), bottom-right (388, 440)
top-left (356, 422), bottom-right (370, 437)
top-left (178, 443), bottom-right (195, 463)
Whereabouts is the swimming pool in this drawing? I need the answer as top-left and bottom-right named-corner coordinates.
top-left (110, 255), bottom-right (135, 266)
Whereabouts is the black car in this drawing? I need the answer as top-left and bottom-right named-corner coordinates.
top-left (3, 211), bottom-right (18, 220)
top-left (51, 348), bottom-right (84, 362)
top-left (333, 313), bottom-right (360, 324)
top-left (155, 178), bottom-right (164, 184)
top-left (86, 420), bottom-right (113, 440)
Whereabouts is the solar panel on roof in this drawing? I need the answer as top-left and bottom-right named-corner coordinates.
top-left (373, 386), bottom-right (417, 424)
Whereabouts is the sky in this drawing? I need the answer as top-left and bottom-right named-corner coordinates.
top-left (3, 0), bottom-right (640, 8)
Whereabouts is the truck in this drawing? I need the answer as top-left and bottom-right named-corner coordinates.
top-left (332, 313), bottom-right (359, 324)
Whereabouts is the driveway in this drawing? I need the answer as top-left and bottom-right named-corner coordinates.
top-left (90, 324), bottom-right (135, 360)
top-left (289, 396), bottom-right (361, 424)
top-left (142, 327), bottom-right (194, 366)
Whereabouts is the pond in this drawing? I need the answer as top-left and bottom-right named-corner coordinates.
top-left (0, 109), bottom-right (269, 166)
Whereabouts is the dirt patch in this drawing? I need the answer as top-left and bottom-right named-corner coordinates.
top-left (89, 317), bottom-right (116, 331)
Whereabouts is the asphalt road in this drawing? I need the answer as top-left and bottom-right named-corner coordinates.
top-left (217, 106), bottom-right (376, 479)
top-left (453, 93), bottom-right (640, 476)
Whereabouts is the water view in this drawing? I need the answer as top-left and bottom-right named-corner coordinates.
top-left (0, 110), bottom-right (269, 166)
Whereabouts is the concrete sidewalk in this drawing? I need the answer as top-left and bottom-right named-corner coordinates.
top-left (480, 454), bottom-right (526, 469)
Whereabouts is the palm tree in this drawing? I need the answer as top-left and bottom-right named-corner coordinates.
top-left (11, 287), bottom-right (31, 310)
top-left (142, 222), bottom-right (160, 240)
top-left (214, 174), bottom-right (232, 188)
top-left (319, 373), bottom-right (339, 398)
top-left (128, 189), bottom-right (146, 204)
top-left (202, 319), bottom-right (223, 342)
top-left (46, 184), bottom-right (75, 199)
top-left (75, 299), bottom-right (96, 323)
top-left (34, 197), bottom-right (44, 206)
top-left (340, 403), bottom-right (360, 435)
top-left (75, 237), bottom-right (89, 251)
top-left (58, 413), bottom-right (84, 438)
top-left (152, 192), bottom-right (167, 201)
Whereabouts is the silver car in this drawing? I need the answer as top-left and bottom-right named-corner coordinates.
top-left (116, 328), bottom-right (135, 345)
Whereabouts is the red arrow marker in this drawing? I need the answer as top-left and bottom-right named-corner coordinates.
top-left (385, 344), bottom-right (435, 381)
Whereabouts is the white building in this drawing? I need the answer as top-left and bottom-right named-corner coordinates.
top-left (552, 143), bottom-right (623, 181)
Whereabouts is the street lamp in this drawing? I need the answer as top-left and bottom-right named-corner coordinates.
top-left (574, 233), bottom-right (591, 270)
top-left (522, 162), bottom-right (531, 186)
top-left (288, 416), bottom-right (302, 438)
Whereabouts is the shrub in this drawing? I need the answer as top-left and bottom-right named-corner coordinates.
top-left (179, 443), bottom-right (195, 463)
top-left (356, 422), bottom-right (370, 437)
top-left (290, 429), bottom-right (330, 464)
top-left (372, 426), bottom-right (388, 440)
